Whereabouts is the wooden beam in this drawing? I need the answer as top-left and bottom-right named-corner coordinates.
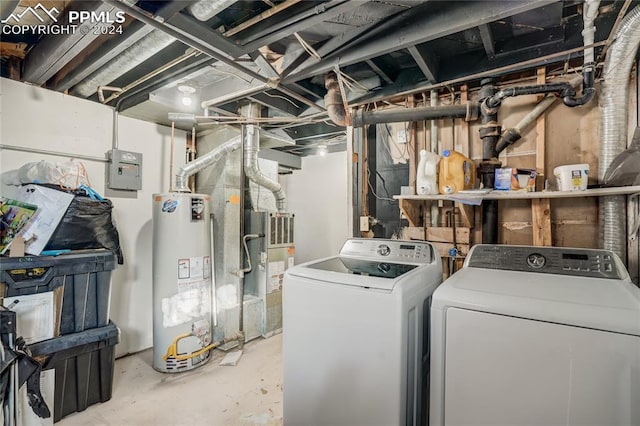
top-left (0, 42), bottom-right (27, 59)
top-left (400, 199), bottom-right (422, 227)
top-left (457, 203), bottom-right (474, 228)
top-left (532, 199), bottom-right (552, 246)
top-left (408, 44), bottom-right (439, 82)
top-left (478, 24), bottom-right (496, 59)
top-left (365, 59), bottom-right (393, 84)
top-left (531, 67), bottom-right (552, 246)
top-left (404, 226), bottom-right (471, 244)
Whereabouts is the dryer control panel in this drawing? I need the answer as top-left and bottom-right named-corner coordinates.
top-left (340, 239), bottom-right (433, 264)
top-left (466, 245), bottom-right (625, 279)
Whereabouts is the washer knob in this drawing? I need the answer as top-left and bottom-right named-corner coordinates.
top-left (526, 253), bottom-right (546, 269)
top-left (377, 244), bottom-right (391, 256)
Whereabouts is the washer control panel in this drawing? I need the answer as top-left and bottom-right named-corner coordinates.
top-left (340, 239), bottom-right (433, 264)
top-left (467, 245), bottom-right (625, 279)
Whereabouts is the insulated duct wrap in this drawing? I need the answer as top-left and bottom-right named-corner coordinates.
top-left (174, 136), bottom-right (242, 192)
top-left (72, 0), bottom-right (235, 97)
top-left (72, 29), bottom-right (175, 97)
top-left (599, 4), bottom-right (640, 260)
top-left (242, 104), bottom-right (287, 212)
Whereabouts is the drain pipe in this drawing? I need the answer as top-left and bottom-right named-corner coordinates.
top-left (496, 76), bottom-right (583, 154)
top-left (241, 103), bottom-right (287, 212)
top-left (478, 78), bottom-right (501, 244)
top-left (324, 73), bottom-right (479, 128)
top-left (174, 135), bottom-right (242, 192)
top-left (600, 4), bottom-right (640, 260)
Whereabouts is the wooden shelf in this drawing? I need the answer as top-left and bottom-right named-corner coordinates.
top-left (394, 185), bottom-right (640, 202)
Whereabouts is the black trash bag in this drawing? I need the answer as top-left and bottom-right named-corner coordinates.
top-left (40, 185), bottom-right (124, 264)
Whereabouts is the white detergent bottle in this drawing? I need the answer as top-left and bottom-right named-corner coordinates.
top-left (416, 149), bottom-right (440, 195)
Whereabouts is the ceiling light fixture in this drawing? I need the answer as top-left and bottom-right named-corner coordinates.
top-left (178, 85), bottom-right (196, 107)
top-left (318, 144), bottom-right (328, 156)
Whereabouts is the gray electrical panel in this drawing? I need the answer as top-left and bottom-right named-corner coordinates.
top-left (107, 149), bottom-right (143, 190)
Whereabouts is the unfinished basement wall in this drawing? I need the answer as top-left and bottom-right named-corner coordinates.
top-left (384, 72), bottom-right (637, 252)
top-left (0, 77), bottom-right (186, 357)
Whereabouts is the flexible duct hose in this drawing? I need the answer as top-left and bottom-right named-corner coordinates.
top-left (600, 4), bottom-right (640, 260)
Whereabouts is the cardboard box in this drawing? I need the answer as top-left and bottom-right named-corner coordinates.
top-left (495, 168), bottom-right (537, 191)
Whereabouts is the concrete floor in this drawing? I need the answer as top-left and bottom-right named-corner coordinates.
top-left (59, 335), bottom-right (283, 426)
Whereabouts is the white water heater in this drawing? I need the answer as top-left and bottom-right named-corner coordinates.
top-left (152, 193), bottom-right (214, 372)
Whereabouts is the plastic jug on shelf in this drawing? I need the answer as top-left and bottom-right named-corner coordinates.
top-left (438, 149), bottom-right (476, 194)
top-left (416, 150), bottom-right (440, 195)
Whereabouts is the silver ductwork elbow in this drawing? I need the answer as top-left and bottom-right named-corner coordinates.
top-left (599, 4), bottom-right (640, 261)
top-left (242, 104), bottom-right (287, 212)
top-left (174, 135), bottom-right (242, 192)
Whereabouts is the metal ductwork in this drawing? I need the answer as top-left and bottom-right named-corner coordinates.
top-left (188, 0), bottom-right (237, 21)
top-left (599, 4), bottom-right (640, 261)
top-left (242, 103), bottom-right (287, 212)
top-left (325, 72), bottom-right (347, 126)
top-left (174, 135), bottom-right (242, 192)
top-left (72, 29), bottom-right (175, 98)
top-left (72, 0), bottom-right (236, 98)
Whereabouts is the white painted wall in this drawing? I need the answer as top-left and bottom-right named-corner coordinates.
top-left (280, 151), bottom-right (350, 264)
top-left (0, 78), bottom-right (186, 357)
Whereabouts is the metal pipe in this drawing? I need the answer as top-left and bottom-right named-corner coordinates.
top-left (224, 0), bottom-right (301, 37)
top-left (174, 136), bottom-right (242, 192)
top-left (103, 0), bottom-right (325, 113)
top-left (210, 213), bottom-right (218, 327)
top-left (242, 103), bottom-right (287, 212)
top-left (351, 103), bottom-right (478, 127)
top-left (238, 234), bottom-right (265, 275)
top-left (0, 144), bottom-right (108, 163)
top-left (170, 121), bottom-right (175, 192)
top-left (599, 4), bottom-right (640, 260)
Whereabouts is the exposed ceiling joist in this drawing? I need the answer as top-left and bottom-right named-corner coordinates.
top-left (23, 1), bottom-right (119, 85)
top-left (365, 59), bottom-right (393, 84)
top-left (478, 23), bottom-right (496, 60)
top-left (240, 0), bottom-right (364, 52)
top-left (54, 22), bottom-right (153, 91)
top-left (408, 44), bottom-right (439, 82)
top-left (284, 0), bottom-right (554, 82)
top-left (167, 11), bottom-right (245, 59)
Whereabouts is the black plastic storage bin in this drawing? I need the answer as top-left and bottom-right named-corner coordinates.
top-left (28, 322), bottom-right (119, 422)
top-left (0, 250), bottom-right (116, 335)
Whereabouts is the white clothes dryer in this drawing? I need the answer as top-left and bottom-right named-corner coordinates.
top-left (430, 244), bottom-right (640, 426)
top-left (283, 238), bottom-right (442, 426)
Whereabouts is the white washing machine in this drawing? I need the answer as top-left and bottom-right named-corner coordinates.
top-left (430, 244), bottom-right (640, 426)
top-left (283, 238), bottom-right (442, 426)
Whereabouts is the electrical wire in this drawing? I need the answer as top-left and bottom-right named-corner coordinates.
top-left (262, 91), bottom-right (300, 109)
